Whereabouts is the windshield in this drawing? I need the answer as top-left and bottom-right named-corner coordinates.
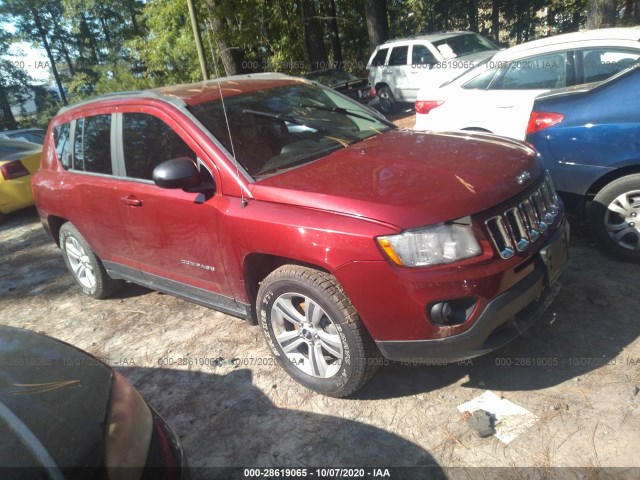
top-left (190, 83), bottom-right (393, 178)
top-left (433, 33), bottom-right (498, 59)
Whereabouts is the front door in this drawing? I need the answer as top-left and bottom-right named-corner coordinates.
top-left (112, 109), bottom-right (236, 310)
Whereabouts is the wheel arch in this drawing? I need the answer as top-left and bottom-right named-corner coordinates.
top-left (374, 82), bottom-right (390, 93)
top-left (243, 253), bottom-right (331, 325)
top-left (46, 215), bottom-right (68, 247)
top-left (583, 164), bottom-right (640, 217)
top-left (461, 127), bottom-right (493, 133)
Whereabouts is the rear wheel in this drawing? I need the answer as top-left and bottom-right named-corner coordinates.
top-left (257, 265), bottom-right (381, 397)
top-left (377, 85), bottom-right (396, 114)
top-left (590, 174), bottom-right (640, 261)
top-left (59, 223), bottom-right (123, 298)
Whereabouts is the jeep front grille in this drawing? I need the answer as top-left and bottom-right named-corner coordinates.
top-left (485, 173), bottom-right (560, 259)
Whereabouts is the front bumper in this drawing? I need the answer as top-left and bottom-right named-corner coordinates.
top-left (376, 219), bottom-right (569, 363)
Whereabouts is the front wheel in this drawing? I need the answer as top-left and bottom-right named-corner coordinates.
top-left (590, 174), bottom-right (640, 261)
top-left (257, 265), bottom-right (381, 397)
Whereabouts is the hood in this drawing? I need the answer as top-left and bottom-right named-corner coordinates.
top-left (252, 130), bottom-right (543, 229)
top-left (0, 326), bottom-right (112, 469)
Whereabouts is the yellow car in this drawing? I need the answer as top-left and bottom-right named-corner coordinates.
top-left (0, 139), bottom-right (42, 221)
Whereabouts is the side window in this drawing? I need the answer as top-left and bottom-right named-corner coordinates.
top-left (582, 48), bottom-right (640, 83)
top-left (53, 123), bottom-right (72, 169)
top-left (494, 52), bottom-right (568, 90)
top-left (74, 115), bottom-right (113, 175)
top-left (388, 46), bottom-right (408, 66)
top-left (463, 67), bottom-right (498, 89)
top-left (371, 48), bottom-right (388, 66)
top-left (412, 45), bottom-right (437, 66)
top-left (122, 113), bottom-right (196, 181)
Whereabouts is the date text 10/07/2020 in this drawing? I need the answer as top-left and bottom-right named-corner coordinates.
top-left (243, 468), bottom-right (391, 478)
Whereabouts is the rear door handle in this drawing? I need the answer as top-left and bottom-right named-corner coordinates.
top-left (120, 195), bottom-right (143, 207)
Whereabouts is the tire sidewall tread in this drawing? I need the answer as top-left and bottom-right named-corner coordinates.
top-left (590, 174), bottom-right (640, 261)
top-left (257, 265), bottom-right (380, 397)
top-left (59, 223), bottom-right (122, 299)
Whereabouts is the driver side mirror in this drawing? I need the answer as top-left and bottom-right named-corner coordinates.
top-left (152, 158), bottom-right (201, 189)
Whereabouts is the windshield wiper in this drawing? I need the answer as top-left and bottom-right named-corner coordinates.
top-left (242, 109), bottom-right (359, 142)
top-left (297, 103), bottom-right (396, 128)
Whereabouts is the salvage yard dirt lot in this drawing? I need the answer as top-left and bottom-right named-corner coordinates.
top-left (1, 119), bottom-right (639, 478)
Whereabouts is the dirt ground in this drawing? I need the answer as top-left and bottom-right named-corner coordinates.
top-left (1, 117), bottom-right (639, 478)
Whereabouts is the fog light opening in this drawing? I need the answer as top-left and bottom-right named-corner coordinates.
top-left (428, 297), bottom-right (478, 326)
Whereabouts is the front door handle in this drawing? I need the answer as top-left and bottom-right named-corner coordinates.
top-left (120, 195), bottom-right (143, 207)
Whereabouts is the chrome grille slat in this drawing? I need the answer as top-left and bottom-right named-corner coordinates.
top-left (486, 172), bottom-right (560, 259)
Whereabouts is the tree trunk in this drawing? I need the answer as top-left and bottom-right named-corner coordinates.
top-left (79, 12), bottom-right (100, 65)
top-left (187, 0), bottom-right (209, 80)
top-left (587, 0), bottom-right (617, 28)
top-left (44, 4), bottom-right (75, 76)
top-left (31, 8), bottom-right (67, 105)
top-left (0, 87), bottom-right (18, 130)
top-left (624, 0), bottom-right (633, 20)
top-left (324, 0), bottom-right (343, 67)
top-left (491, 0), bottom-right (500, 42)
top-left (364, 0), bottom-right (388, 52)
top-left (207, 0), bottom-right (248, 76)
top-left (299, 0), bottom-right (328, 72)
top-left (468, 0), bottom-right (478, 31)
top-left (128, 3), bottom-right (140, 36)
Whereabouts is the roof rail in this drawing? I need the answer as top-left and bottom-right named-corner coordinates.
top-left (382, 30), bottom-right (462, 43)
top-left (57, 90), bottom-right (185, 114)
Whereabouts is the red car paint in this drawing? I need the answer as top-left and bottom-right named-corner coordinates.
top-left (32, 76), bottom-right (566, 359)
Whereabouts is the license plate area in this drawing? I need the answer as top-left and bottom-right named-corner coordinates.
top-left (539, 221), bottom-right (570, 286)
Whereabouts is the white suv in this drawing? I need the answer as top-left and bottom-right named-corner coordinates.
top-left (366, 32), bottom-right (499, 113)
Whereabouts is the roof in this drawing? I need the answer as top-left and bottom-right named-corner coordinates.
top-left (56, 73), bottom-right (302, 114)
top-left (380, 31), bottom-right (477, 46)
top-left (494, 26), bottom-right (640, 60)
top-left (153, 73), bottom-right (303, 105)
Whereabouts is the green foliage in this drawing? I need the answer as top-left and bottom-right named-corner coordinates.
top-left (127, 0), bottom-right (202, 84)
top-left (1, 0), bottom-right (635, 114)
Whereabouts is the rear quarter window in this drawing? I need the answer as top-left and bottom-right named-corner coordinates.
top-left (53, 123), bottom-right (72, 169)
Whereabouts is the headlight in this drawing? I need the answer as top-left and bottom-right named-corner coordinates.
top-left (377, 219), bottom-right (481, 267)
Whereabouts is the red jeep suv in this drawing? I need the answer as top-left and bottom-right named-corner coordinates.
top-left (32, 73), bottom-right (569, 397)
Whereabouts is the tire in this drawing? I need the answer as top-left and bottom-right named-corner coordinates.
top-left (589, 174), bottom-right (640, 261)
top-left (257, 265), bottom-right (381, 397)
top-left (59, 223), bottom-right (123, 298)
top-left (377, 85), bottom-right (396, 114)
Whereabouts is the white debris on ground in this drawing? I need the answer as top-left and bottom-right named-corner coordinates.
top-left (458, 390), bottom-right (539, 444)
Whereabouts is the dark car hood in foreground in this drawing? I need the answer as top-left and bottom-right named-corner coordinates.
top-left (0, 326), bottom-right (112, 470)
top-left (253, 130), bottom-right (542, 229)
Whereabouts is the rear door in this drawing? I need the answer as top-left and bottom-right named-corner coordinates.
top-left (112, 108), bottom-right (234, 304)
top-left (60, 113), bottom-right (130, 263)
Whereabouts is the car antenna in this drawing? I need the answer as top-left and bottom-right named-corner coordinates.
top-left (207, 20), bottom-right (248, 208)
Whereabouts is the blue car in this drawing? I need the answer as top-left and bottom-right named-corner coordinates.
top-left (526, 65), bottom-right (640, 260)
